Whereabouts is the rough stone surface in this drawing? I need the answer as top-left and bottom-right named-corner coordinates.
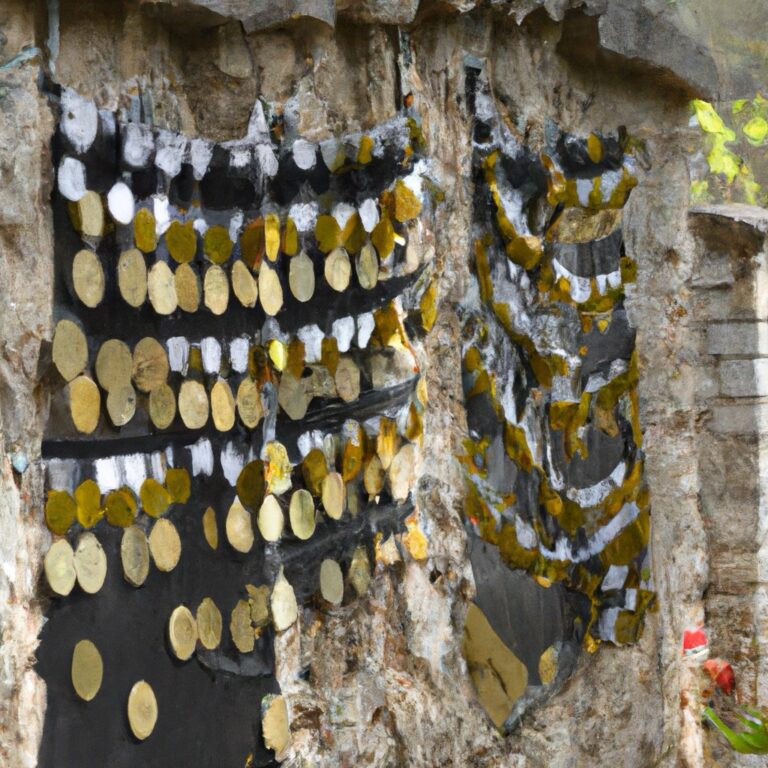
top-left (1, 0), bottom-right (768, 766)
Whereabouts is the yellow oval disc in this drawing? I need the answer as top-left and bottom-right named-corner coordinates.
top-left (132, 337), bottom-right (169, 393)
top-left (106, 382), bottom-right (136, 426)
top-left (226, 498), bottom-right (254, 553)
top-left (75, 190), bottom-right (105, 237)
top-left (320, 558), bottom-right (343, 605)
top-left (149, 518), bottom-right (181, 572)
top-left (211, 379), bottom-right (236, 432)
top-left (71, 639), bottom-right (103, 702)
top-left (178, 380), bottom-right (209, 429)
top-left (72, 249), bottom-right (105, 307)
top-left (44, 538), bottom-right (76, 596)
top-left (324, 247), bottom-right (351, 292)
top-left (288, 250), bottom-right (315, 303)
top-left (288, 489), bottom-right (315, 540)
top-left (148, 383), bottom-right (176, 429)
top-left (140, 477), bottom-right (172, 518)
top-left (133, 208), bottom-right (157, 253)
top-left (52, 319), bottom-right (88, 382)
top-left (74, 532), bottom-right (107, 594)
top-left (75, 479), bottom-right (103, 528)
top-left (321, 472), bottom-right (345, 520)
top-left (168, 605), bottom-right (198, 661)
top-left (236, 378), bottom-right (263, 429)
top-left (356, 242), bottom-right (379, 290)
top-left (104, 487), bottom-right (137, 527)
top-left (95, 338), bottom-right (133, 392)
top-left (204, 264), bottom-right (230, 315)
top-left (127, 680), bottom-right (158, 741)
top-left (202, 506), bottom-right (218, 550)
top-left (117, 248), bottom-right (148, 308)
top-left (148, 261), bottom-right (178, 315)
top-left (69, 375), bottom-right (101, 434)
top-left (203, 225), bottom-right (233, 264)
top-left (166, 220), bottom-right (197, 263)
top-left (121, 525), bottom-right (150, 587)
top-left (258, 263), bottom-right (283, 316)
top-left (174, 262), bottom-right (201, 313)
top-left (270, 568), bottom-right (297, 631)
top-left (196, 597), bottom-right (223, 650)
top-left (231, 260), bottom-right (258, 308)
top-left (45, 489), bottom-right (76, 535)
top-left (230, 599), bottom-right (255, 653)
top-left (257, 494), bottom-right (283, 542)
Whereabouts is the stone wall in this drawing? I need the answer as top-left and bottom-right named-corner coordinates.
top-left (1, 1), bottom-right (767, 766)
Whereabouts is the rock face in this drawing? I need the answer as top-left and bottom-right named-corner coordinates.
top-left (1, 0), bottom-right (767, 766)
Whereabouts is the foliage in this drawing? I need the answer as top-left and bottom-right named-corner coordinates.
top-left (705, 706), bottom-right (768, 754)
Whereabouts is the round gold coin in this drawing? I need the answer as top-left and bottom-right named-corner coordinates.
top-left (204, 264), bottom-right (229, 315)
top-left (148, 518), bottom-right (181, 572)
top-left (226, 498), bottom-right (254, 553)
top-left (196, 597), bottom-right (222, 650)
top-left (321, 472), bottom-right (345, 520)
top-left (356, 243), bottom-right (379, 290)
top-left (202, 506), bottom-right (218, 550)
top-left (210, 379), bottom-right (236, 432)
top-left (106, 382), bottom-right (136, 427)
top-left (168, 605), bottom-right (198, 661)
top-left (69, 375), bottom-right (101, 434)
top-left (236, 378), bottom-right (263, 428)
top-left (117, 248), bottom-right (148, 308)
top-left (288, 250), bottom-right (315, 303)
top-left (257, 494), bottom-right (283, 542)
top-left (320, 558), bottom-right (344, 605)
top-left (288, 489), bottom-right (315, 540)
top-left (270, 568), bottom-right (298, 632)
top-left (121, 525), bottom-right (150, 587)
top-left (52, 319), bottom-right (88, 382)
top-left (166, 220), bottom-right (196, 264)
top-left (148, 260), bottom-right (178, 315)
top-left (174, 262), bottom-right (201, 313)
top-left (74, 532), bottom-right (107, 594)
top-left (127, 680), bottom-right (158, 741)
top-left (44, 538), bottom-right (76, 596)
top-left (231, 260), bottom-right (258, 308)
top-left (71, 639), bottom-right (103, 702)
top-left (178, 380), bottom-right (209, 429)
top-left (132, 337), bottom-right (169, 393)
top-left (258, 263), bottom-right (283, 316)
top-left (324, 247), bottom-right (351, 292)
top-left (95, 339), bottom-right (132, 392)
top-left (148, 383), bottom-right (176, 429)
top-left (72, 249), bottom-right (105, 307)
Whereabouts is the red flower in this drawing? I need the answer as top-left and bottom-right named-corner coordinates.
top-left (683, 627), bottom-right (708, 652)
top-left (703, 659), bottom-right (736, 695)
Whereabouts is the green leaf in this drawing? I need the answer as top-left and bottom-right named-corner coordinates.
top-left (707, 137), bottom-right (742, 183)
top-left (732, 99), bottom-right (748, 115)
top-left (690, 179), bottom-right (710, 202)
top-left (743, 116), bottom-right (768, 145)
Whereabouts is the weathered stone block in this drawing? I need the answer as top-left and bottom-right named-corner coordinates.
top-left (710, 402), bottom-right (768, 434)
top-left (719, 359), bottom-right (768, 397)
top-left (707, 321), bottom-right (768, 357)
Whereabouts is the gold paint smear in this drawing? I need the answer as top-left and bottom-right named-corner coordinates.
top-left (315, 215), bottom-right (341, 253)
top-left (149, 518), bottom-right (181, 572)
top-left (165, 467), bottom-right (191, 503)
top-left (53, 320), bottom-right (88, 382)
top-left (463, 603), bottom-right (528, 730)
top-left (202, 506), bottom-right (218, 550)
top-left (121, 525), bottom-right (150, 587)
top-left (72, 249), bottom-right (105, 307)
top-left (75, 480), bottom-right (103, 528)
top-left (264, 213), bottom-right (281, 262)
top-left (71, 639), bottom-right (103, 702)
top-left (226, 498), bottom-right (254, 553)
top-left (348, 546), bottom-right (371, 597)
top-left (69, 375), bottom-right (100, 434)
top-left (230, 599), bottom-right (255, 653)
top-left (74, 532), bottom-right (107, 594)
top-left (196, 597), bottom-right (223, 650)
top-left (319, 559), bottom-right (343, 605)
top-left (148, 261), bottom-right (178, 315)
top-left (235, 460), bottom-right (265, 511)
top-left (204, 264), bottom-right (230, 315)
top-left (538, 645), bottom-right (558, 685)
top-left (127, 681), bottom-right (158, 741)
top-left (264, 441), bottom-right (292, 495)
top-left (44, 539), bottom-right (76, 596)
top-left (231, 259), bottom-right (258, 308)
top-left (117, 248), bottom-right (147, 307)
top-left (149, 383), bottom-right (176, 429)
top-left (174, 262), bottom-right (201, 313)
top-left (259, 263), bottom-right (283, 316)
top-left (168, 605), bottom-right (198, 661)
top-left (262, 695), bottom-right (291, 757)
top-left (270, 568), bottom-right (298, 632)
top-left (301, 449), bottom-right (327, 496)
